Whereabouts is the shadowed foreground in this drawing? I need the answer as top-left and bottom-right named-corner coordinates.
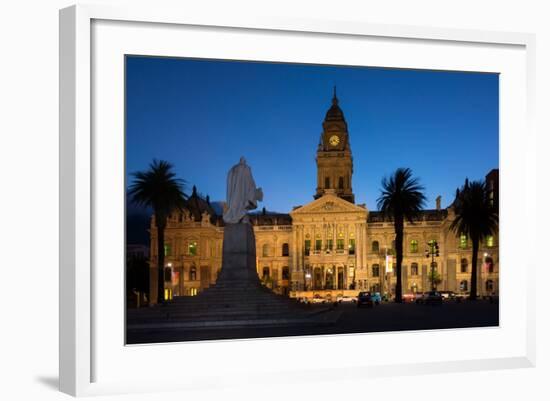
top-left (126, 300), bottom-right (498, 344)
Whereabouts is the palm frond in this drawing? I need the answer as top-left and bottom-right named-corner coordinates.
top-left (128, 159), bottom-right (187, 222)
top-left (376, 167), bottom-right (427, 222)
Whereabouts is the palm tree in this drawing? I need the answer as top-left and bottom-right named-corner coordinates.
top-left (450, 180), bottom-right (498, 300)
top-left (128, 160), bottom-right (186, 305)
top-left (377, 168), bottom-right (427, 303)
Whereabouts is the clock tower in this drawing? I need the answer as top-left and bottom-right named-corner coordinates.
top-left (314, 88), bottom-right (355, 203)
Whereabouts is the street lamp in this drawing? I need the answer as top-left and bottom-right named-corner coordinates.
top-left (425, 240), bottom-right (440, 291)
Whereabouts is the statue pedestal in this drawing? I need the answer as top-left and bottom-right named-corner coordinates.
top-left (216, 223), bottom-right (261, 285)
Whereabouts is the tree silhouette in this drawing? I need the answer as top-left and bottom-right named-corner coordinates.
top-left (128, 160), bottom-right (186, 304)
top-left (450, 180), bottom-right (498, 300)
top-left (377, 168), bottom-right (426, 303)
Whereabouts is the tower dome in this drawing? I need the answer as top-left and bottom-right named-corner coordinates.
top-left (324, 86), bottom-right (346, 122)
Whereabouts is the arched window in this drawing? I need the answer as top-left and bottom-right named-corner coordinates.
top-left (282, 243), bottom-right (289, 257)
top-left (282, 266), bottom-right (290, 280)
top-left (262, 244), bottom-right (270, 257)
top-left (459, 234), bottom-right (468, 249)
top-left (336, 233), bottom-right (344, 250)
top-left (410, 239), bottom-right (418, 253)
top-left (338, 176), bottom-right (344, 189)
top-left (188, 241), bottom-right (197, 256)
top-left (262, 266), bottom-right (270, 279)
top-left (372, 241), bottom-right (379, 253)
top-left (411, 263), bottom-right (419, 276)
top-left (189, 265), bottom-right (197, 281)
top-left (460, 258), bottom-right (468, 273)
top-left (460, 280), bottom-right (468, 292)
top-left (486, 279), bottom-right (494, 292)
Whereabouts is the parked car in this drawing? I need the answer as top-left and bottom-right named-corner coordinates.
top-left (337, 295), bottom-right (357, 303)
top-left (402, 293), bottom-right (416, 303)
top-left (424, 291), bottom-right (443, 305)
top-left (310, 294), bottom-right (326, 304)
top-left (370, 292), bottom-right (382, 305)
top-left (439, 291), bottom-right (456, 300)
top-left (357, 291), bottom-right (374, 308)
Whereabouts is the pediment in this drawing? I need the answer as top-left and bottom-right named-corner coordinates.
top-left (290, 193), bottom-right (368, 216)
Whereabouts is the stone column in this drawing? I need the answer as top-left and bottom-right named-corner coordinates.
top-left (344, 266), bottom-right (348, 290)
top-left (292, 225), bottom-right (297, 272)
top-left (362, 224), bottom-right (368, 271)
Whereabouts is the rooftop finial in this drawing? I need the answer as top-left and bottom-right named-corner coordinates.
top-left (332, 86), bottom-right (338, 105)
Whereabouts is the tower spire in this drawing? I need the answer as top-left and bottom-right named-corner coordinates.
top-left (332, 86), bottom-right (338, 105)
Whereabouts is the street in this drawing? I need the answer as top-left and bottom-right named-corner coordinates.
top-left (127, 299), bottom-right (499, 344)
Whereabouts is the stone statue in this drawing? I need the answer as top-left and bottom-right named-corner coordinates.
top-left (223, 157), bottom-right (263, 224)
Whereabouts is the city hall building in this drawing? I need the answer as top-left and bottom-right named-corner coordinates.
top-left (148, 92), bottom-right (499, 302)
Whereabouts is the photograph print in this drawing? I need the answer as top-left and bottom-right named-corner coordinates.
top-left (125, 56), bottom-right (499, 344)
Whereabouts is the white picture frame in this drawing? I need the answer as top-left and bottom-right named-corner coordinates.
top-left (59, 4), bottom-right (536, 397)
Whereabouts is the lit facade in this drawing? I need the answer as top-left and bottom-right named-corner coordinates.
top-left (148, 92), bottom-right (499, 302)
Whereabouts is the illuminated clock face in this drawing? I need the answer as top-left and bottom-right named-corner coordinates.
top-left (329, 135), bottom-right (340, 146)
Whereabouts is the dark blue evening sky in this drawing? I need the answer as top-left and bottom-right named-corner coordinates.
top-left (126, 56), bottom-right (498, 213)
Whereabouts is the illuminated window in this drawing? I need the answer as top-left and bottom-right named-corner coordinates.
top-left (486, 236), bottom-right (494, 247)
top-left (164, 288), bottom-right (173, 300)
top-left (188, 241), bottom-right (197, 256)
top-left (461, 258), bottom-right (468, 273)
top-left (315, 238), bottom-right (322, 251)
top-left (411, 263), bottom-right (419, 276)
top-left (164, 244), bottom-right (172, 256)
top-left (348, 239), bottom-right (356, 255)
top-left (410, 240), bottom-right (418, 253)
top-left (326, 239), bottom-right (333, 250)
top-left (282, 243), bottom-right (289, 257)
top-left (262, 244), bottom-right (270, 257)
top-left (372, 264), bottom-right (380, 277)
top-left (189, 288), bottom-right (198, 296)
top-left (336, 238), bottom-right (344, 250)
top-left (459, 234), bottom-right (468, 249)
top-left (372, 241), bottom-right (379, 253)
